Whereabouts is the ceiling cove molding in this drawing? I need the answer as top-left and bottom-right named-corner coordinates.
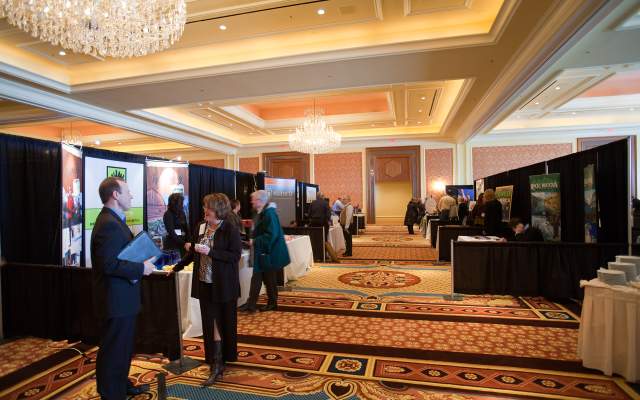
top-left (0, 61), bottom-right (71, 93)
top-left (403, 0), bottom-right (473, 17)
top-left (128, 109), bottom-right (241, 150)
top-left (455, 0), bottom-right (613, 143)
top-left (0, 77), bottom-right (237, 154)
top-left (439, 78), bottom-right (475, 135)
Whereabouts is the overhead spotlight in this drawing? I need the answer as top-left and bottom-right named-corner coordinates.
top-left (176, 156), bottom-right (182, 161)
top-left (317, 8), bottom-right (325, 15)
top-left (421, 96), bottom-right (426, 100)
top-left (117, 142), bottom-right (122, 145)
top-left (418, 109), bottom-right (422, 113)
top-left (207, 114), bottom-right (212, 118)
top-left (534, 101), bottom-right (540, 105)
top-left (94, 139), bottom-right (101, 145)
top-left (417, 121), bottom-right (422, 124)
top-left (58, 50), bottom-right (66, 56)
top-left (555, 86), bottom-right (560, 90)
top-left (219, 24), bottom-right (227, 30)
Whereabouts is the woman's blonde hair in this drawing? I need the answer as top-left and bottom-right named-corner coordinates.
top-left (203, 193), bottom-right (231, 220)
top-left (483, 189), bottom-right (495, 202)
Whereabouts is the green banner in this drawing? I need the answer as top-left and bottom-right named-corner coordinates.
top-left (495, 185), bottom-right (513, 222)
top-left (530, 173), bottom-right (561, 241)
top-left (85, 207), bottom-right (143, 230)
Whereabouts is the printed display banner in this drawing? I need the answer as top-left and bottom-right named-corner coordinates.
top-left (306, 186), bottom-right (317, 204)
top-left (475, 179), bottom-right (484, 200)
top-left (530, 173), bottom-right (561, 241)
top-left (265, 177), bottom-right (297, 227)
top-left (84, 156), bottom-right (144, 267)
top-left (146, 161), bottom-right (189, 246)
top-left (584, 164), bottom-right (598, 243)
top-left (61, 144), bottom-right (83, 267)
top-left (495, 185), bottom-right (513, 222)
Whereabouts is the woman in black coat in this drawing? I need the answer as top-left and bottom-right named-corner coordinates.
top-left (173, 193), bottom-right (242, 386)
top-left (163, 193), bottom-right (190, 261)
top-left (482, 189), bottom-right (503, 236)
top-left (404, 198), bottom-right (419, 234)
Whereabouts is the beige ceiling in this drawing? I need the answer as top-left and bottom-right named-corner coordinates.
top-left (0, 0), bottom-right (620, 150)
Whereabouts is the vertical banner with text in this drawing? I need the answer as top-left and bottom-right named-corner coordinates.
top-left (62, 144), bottom-right (83, 266)
top-left (84, 157), bottom-right (144, 267)
top-left (146, 160), bottom-right (189, 249)
top-left (495, 185), bottom-right (513, 222)
top-left (584, 164), bottom-right (598, 243)
top-left (530, 173), bottom-right (561, 241)
top-left (265, 177), bottom-right (297, 227)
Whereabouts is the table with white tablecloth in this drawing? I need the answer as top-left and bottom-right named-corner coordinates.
top-left (328, 225), bottom-right (346, 255)
top-left (578, 278), bottom-right (640, 382)
top-left (179, 236), bottom-right (314, 338)
top-left (284, 235), bottom-right (314, 281)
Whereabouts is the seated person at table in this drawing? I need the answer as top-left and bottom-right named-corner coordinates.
top-left (504, 218), bottom-right (544, 242)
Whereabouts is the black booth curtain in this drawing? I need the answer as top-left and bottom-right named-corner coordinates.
top-left (0, 134), bottom-right (61, 264)
top-left (188, 164), bottom-right (236, 230)
top-left (481, 139), bottom-right (629, 243)
top-left (235, 171), bottom-right (256, 219)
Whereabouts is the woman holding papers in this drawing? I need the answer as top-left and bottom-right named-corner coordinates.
top-left (173, 193), bottom-right (242, 386)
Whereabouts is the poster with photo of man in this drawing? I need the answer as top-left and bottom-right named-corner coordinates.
top-left (61, 144), bottom-right (83, 266)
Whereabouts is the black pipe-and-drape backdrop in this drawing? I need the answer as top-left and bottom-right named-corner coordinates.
top-left (480, 139), bottom-right (629, 243)
top-left (235, 171), bottom-right (256, 219)
top-left (188, 164), bottom-right (236, 230)
top-left (0, 134), bottom-right (61, 265)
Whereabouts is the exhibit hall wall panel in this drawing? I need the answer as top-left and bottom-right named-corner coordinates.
top-left (191, 159), bottom-right (225, 169)
top-left (61, 144), bottom-right (83, 267)
top-left (472, 144), bottom-right (573, 180)
top-left (314, 152), bottom-right (363, 208)
top-left (425, 148), bottom-right (454, 198)
top-left (239, 157), bottom-right (260, 174)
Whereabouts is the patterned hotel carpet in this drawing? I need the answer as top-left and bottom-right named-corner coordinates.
top-left (352, 233), bottom-right (429, 248)
top-left (289, 263), bottom-right (452, 297)
top-left (0, 338), bottom-right (68, 378)
top-left (341, 246), bottom-right (438, 260)
top-left (5, 339), bottom-right (638, 400)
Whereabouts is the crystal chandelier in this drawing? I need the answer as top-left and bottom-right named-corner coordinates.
top-left (0, 0), bottom-right (186, 58)
top-left (288, 101), bottom-right (341, 154)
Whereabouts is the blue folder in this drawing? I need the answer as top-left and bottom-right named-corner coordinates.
top-left (117, 231), bottom-right (163, 263)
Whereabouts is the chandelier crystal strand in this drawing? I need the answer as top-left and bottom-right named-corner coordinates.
top-left (289, 108), bottom-right (341, 154)
top-left (0, 0), bottom-right (186, 58)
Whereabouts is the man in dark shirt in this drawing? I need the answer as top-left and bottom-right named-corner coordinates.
top-left (308, 192), bottom-right (332, 238)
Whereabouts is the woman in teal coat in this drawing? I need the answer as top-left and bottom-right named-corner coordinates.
top-left (238, 190), bottom-right (291, 312)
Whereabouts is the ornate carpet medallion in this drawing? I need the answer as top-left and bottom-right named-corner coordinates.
top-left (338, 270), bottom-right (421, 289)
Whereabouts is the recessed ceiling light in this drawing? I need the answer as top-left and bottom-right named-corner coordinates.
top-left (117, 142), bottom-right (122, 145)
top-left (535, 101), bottom-right (540, 105)
top-left (418, 121), bottom-right (422, 124)
top-left (94, 140), bottom-right (100, 145)
top-left (418, 109), bottom-right (422, 113)
top-left (555, 86), bottom-right (560, 90)
top-left (207, 114), bottom-right (212, 118)
top-left (421, 96), bottom-right (426, 100)
top-left (317, 8), bottom-right (325, 15)
top-left (176, 156), bottom-right (182, 161)
top-left (58, 50), bottom-right (66, 56)
top-left (219, 24), bottom-right (227, 30)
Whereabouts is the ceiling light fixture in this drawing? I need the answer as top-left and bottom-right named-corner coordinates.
top-left (535, 101), bottom-right (540, 105)
top-left (94, 139), bottom-right (101, 145)
top-left (58, 50), bottom-right (66, 56)
top-left (317, 9), bottom-right (325, 15)
top-left (289, 98), bottom-right (341, 154)
top-left (0, 0), bottom-right (186, 58)
top-left (421, 96), bottom-right (426, 100)
top-left (176, 156), bottom-right (182, 161)
top-left (418, 109), bottom-right (422, 113)
top-left (219, 24), bottom-right (227, 30)
top-left (555, 86), bottom-right (561, 90)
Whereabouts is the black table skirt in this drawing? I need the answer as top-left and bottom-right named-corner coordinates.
top-left (452, 242), bottom-right (627, 299)
top-left (1, 264), bottom-right (181, 360)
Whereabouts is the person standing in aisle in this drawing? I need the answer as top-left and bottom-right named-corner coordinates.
top-left (91, 177), bottom-right (155, 399)
top-left (339, 196), bottom-right (354, 257)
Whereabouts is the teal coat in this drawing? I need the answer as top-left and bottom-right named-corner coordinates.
top-left (252, 204), bottom-right (291, 272)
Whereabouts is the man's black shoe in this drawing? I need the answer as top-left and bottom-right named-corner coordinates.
top-left (238, 303), bottom-right (257, 312)
top-left (259, 304), bottom-right (277, 312)
top-left (126, 383), bottom-right (150, 395)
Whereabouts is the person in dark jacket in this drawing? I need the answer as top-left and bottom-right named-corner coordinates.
top-left (239, 190), bottom-right (291, 313)
top-left (173, 193), bottom-right (242, 386)
top-left (504, 218), bottom-right (545, 242)
top-left (91, 177), bottom-right (155, 399)
top-left (404, 198), bottom-right (419, 234)
top-left (308, 192), bottom-right (332, 238)
top-left (163, 193), bottom-right (190, 261)
top-left (483, 189), bottom-right (503, 236)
